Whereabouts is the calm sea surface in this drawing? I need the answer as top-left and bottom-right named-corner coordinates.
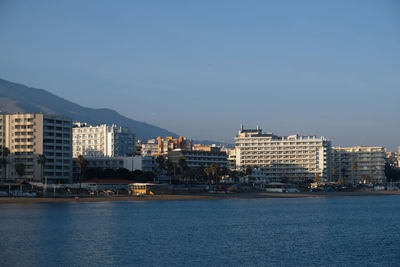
top-left (1, 196), bottom-right (400, 266)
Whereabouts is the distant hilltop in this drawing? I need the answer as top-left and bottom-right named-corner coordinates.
top-left (0, 78), bottom-right (178, 139)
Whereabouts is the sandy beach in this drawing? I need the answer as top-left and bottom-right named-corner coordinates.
top-left (1, 191), bottom-right (399, 204)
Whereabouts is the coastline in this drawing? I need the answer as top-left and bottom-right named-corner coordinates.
top-left (1, 191), bottom-right (399, 204)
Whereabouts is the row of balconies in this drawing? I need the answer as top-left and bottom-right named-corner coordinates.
top-left (240, 152), bottom-right (318, 156)
top-left (237, 144), bottom-right (324, 149)
top-left (43, 172), bottom-right (71, 178)
top-left (14, 125), bottom-right (34, 130)
top-left (239, 147), bottom-right (321, 150)
top-left (44, 152), bottom-right (71, 157)
top-left (241, 155), bottom-right (326, 159)
top-left (241, 163), bottom-right (319, 168)
top-left (236, 143), bottom-right (324, 148)
top-left (13, 145), bottom-right (34, 149)
top-left (186, 158), bottom-right (227, 163)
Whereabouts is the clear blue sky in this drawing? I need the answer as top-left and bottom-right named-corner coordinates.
top-left (0, 0), bottom-right (399, 149)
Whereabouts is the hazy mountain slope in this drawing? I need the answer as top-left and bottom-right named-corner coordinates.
top-left (0, 78), bottom-right (178, 139)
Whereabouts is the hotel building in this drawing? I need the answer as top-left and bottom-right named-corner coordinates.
top-left (0, 113), bottom-right (72, 183)
top-left (72, 123), bottom-right (135, 158)
top-left (235, 126), bottom-right (331, 182)
top-left (331, 146), bottom-right (386, 184)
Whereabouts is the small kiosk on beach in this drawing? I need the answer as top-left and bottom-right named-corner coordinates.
top-left (129, 183), bottom-right (158, 195)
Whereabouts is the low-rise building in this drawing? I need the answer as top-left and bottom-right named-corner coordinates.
top-left (72, 156), bottom-right (157, 178)
top-left (168, 148), bottom-right (228, 168)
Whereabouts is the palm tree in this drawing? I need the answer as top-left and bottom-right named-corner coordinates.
top-left (314, 173), bottom-right (321, 183)
top-left (204, 167), bottom-right (212, 184)
top-left (77, 155), bottom-right (88, 182)
top-left (163, 160), bottom-right (177, 184)
top-left (210, 163), bottom-right (220, 184)
top-left (155, 155), bottom-right (167, 181)
top-left (352, 162), bottom-right (358, 184)
top-left (332, 167), bottom-right (337, 179)
top-left (15, 163), bottom-right (25, 180)
top-left (37, 155), bottom-right (46, 183)
top-left (178, 157), bottom-right (188, 182)
top-left (0, 147), bottom-right (10, 181)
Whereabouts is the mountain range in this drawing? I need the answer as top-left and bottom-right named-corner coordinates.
top-left (0, 78), bottom-right (178, 139)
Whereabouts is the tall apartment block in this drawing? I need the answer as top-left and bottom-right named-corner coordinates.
top-left (235, 125), bottom-right (331, 182)
top-left (72, 123), bottom-right (135, 157)
top-left (0, 113), bottom-right (72, 183)
top-left (331, 146), bottom-right (386, 184)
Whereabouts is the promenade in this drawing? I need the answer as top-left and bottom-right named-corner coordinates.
top-left (1, 191), bottom-right (399, 204)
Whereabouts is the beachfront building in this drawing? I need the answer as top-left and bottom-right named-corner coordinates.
top-left (235, 125), bottom-right (331, 182)
top-left (0, 113), bottom-right (72, 183)
top-left (72, 123), bottom-right (135, 157)
top-left (168, 148), bottom-right (228, 168)
top-left (331, 146), bottom-right (386, 184)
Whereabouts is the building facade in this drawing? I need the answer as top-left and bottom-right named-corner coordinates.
top-left (235, 126), bottom-right (331, 182)
top-left (0, 113), bottom-right (72, 183)
top-left (168, 148), bottom-right (228, 168)
top-left (332, 146), bottom-right (386, 184)
top-left (72, 123), bottom-right (135, 158)
top-left (140, 139), bottom-right (159, 156)
top-left (221, 147), bottom-right (236, 170)
top-left (157, 136), bottom-right (192, 155)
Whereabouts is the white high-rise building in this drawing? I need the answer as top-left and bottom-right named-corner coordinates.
top-left (72, 123), bottom-right (135, 158)
top-left (331, 146), bottom-right (386, 184)
top-left (235, 125), bottom-right (331, 182)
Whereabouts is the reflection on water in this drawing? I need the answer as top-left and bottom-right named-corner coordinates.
top-left (1, 196), bottom-right (400, 266)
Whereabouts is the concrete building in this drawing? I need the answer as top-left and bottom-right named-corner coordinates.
top-left (141, 139), bottom-right (159, 156)
top-left (157, 136), bottom-right (192, 155)
top-left (332, 146), bottom-right (386, 184)
top-left (235, 125), bottom-right (331, 182)
top-left (221, 147), bottom-right (236, 170)
top-left (140, 136), bottom-right (193, 156)
top-left (72, 123), bottom-right (135, 157)
top-left (168, 148), bottom-right (228, 168)
top-left (0, 113), bottom-right (72, 183)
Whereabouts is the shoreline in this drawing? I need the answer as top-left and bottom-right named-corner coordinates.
top-left (1, 191), bottom-right (399, 204)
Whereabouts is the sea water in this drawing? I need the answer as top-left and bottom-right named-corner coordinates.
top-left (1, 196), bottom-right (400, 266)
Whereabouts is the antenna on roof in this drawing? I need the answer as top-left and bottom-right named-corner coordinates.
top-left (240, 124), bottom-right (244, 131)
